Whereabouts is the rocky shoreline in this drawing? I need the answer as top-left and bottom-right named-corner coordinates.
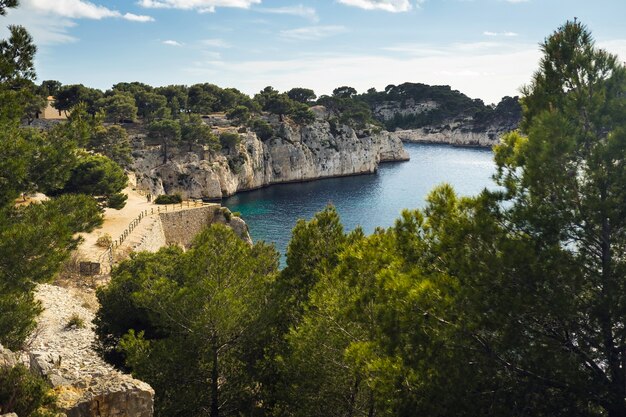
top-left (134, 115), bottom-right (409, 201)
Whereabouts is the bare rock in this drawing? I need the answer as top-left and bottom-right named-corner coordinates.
top-left (133, 118), bottom-right (410, 200)
top-left (29, 285), bottom-right (155, 417)
top-left (0, 343), bottom-right (17, 369)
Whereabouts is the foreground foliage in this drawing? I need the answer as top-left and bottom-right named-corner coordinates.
top-left (0, 364), bottom-right (58, 417)
top-left (96, 225), bottom-right (279, 417)
top-left (0, 0), bottom-right (125, 349)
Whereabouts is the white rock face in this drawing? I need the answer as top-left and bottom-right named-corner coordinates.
top-left (390, 124), bottom-right (504, 147)
top-left (134, 119), bottom-right (409, 200)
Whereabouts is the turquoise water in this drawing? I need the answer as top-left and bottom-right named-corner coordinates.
top-left (223, 143), bottom-right (495, 262)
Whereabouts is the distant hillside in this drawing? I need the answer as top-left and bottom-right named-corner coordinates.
top-left (357, 82), bottom-right (522, 133)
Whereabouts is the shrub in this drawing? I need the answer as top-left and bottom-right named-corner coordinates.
top-left (250, 118), bottom-right (274, 141)
top-left (219, 132), bottom-right (241, 152)
top-left (221, 207), bottom-right (232, 222)
top-left (0, 364), bottom-right (57, 417)
top-left (65, 313), bottom-right (85, 330)
top-left (96, 234), bottom-right (112, 248)
top-left (154, 194), bottom-right (182, 205)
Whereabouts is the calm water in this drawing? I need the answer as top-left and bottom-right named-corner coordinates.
top-left (223, 143), bottom-right (495, 263)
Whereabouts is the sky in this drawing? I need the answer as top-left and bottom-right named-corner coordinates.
top-left (3, 0), bottom-right (626, 104)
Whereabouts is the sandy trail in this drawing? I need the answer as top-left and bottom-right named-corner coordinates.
top-left (75, 185), bottom-right (155, 264)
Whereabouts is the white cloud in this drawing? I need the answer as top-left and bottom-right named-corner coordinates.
top-left (27, 0), bottom-right (118, 19)
top-left (257, 5), bottom-right (318, 22)
top-left (200, 38), bottom-right (231, 48)
top-left (3, 8), bottom-right (78, 45)
top-left (25, 0), bottom-right (154, 21)
top-left (163, 40), bottom-right (184, 46)
top-left (280, 26), bottom-right (348, 41)
top-left (3, 0), bottom-right (154, 46)
top-left (484, 31), bottom-right (518, 37)
top-left (337, 0), bottom-right (416, 12)
top-left (137, 0), bottom-right (260, 12)
top-left (123, 13), bottom-right (155, 22)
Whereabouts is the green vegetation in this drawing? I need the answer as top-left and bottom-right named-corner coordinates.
top-left (65, 313), bottom-right (85, 330)
top-left (358, 83), bottom-right (522, 131)
top-left (154, 194), bottom-right (182, 204)
top-left (60, 153), bottom-right (128, 209)
top-left (148, 119), bottom-right (181, 164)
top-left (180, 114), bottom-right (219, 152)
top-left (87, 124), bottom-right (133, 167)
top-left (1, 0), bottom-right (622, 414)
top-left (97, 92), bottom-right (138, 123)
top-left (95, 225), bottom-right (279, 417)
top-left (96, 233), bottom-right (113, 248)
top-left (0, 364), bottom-right (58, 417)
top-left (250, 118), bottom-right (274, 141)
top-left (0, 0), bottom-right (124, 351)
top-left (219, 131), bottom-right (241, 152)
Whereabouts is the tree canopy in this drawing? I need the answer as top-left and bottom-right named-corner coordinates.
top-left (96, 225), bottom-right (279, 417)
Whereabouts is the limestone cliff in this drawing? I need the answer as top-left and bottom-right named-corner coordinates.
top-left (389, 121), bottom-right (510, 147)
top-left (133, 114), bottom-right (409, 200)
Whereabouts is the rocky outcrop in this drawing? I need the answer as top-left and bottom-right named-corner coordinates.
top-left (134, 115), bottom-right (409, 200)
top-left (368, 85), bottom-right (521, 147)
top-left (29, 284), bottom-right (154, 417)
top-left (0, 343), bottom-right (17, 369)
top-left (390, 121), bottom-right (509, 147)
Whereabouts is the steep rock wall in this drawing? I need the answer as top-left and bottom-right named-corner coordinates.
top-left (134, 119), bottom-right (409, 200)
top-left (390, 123), bottom-right (507, 147)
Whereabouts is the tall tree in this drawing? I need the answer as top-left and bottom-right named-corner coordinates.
top-left (0, 25), bottom-right (36, 83)
top-left (287, 87), bottom-right (317, 104)
top-left (97, 92), bottom-right (138, 123)
top-left (135, 90), bottom-right (169, 121)
top-left (148, 119), bottom-right (181, 164)
top-left (38, 80), bottom-right (62, 97)
top-left (181, 114), bottom-right (218, 152)
top-left (88, 124), bottom-right (132, 167)
top-left (60, 153), bottom-right (128, 209)
top-left (0, 0), bottom-right (105, 353)
top-left (481, 20), bottom-right (626, 416)
top-left (96, 225), bottom-right (279, 417)
top-left (54, 84), bottom-right (103, 116)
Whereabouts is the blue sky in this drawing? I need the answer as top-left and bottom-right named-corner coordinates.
top-left (4, 0), bottom-right (626, 103)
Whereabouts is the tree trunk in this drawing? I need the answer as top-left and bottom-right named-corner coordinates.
top-left (368, 390), bottom-right (375, 417)
top-left (347, 376), bottom-right (360, 417)
top-left (210, 347), bottom-right (219, 417)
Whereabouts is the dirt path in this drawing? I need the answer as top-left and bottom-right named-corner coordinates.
top-left (75, 185), bottom-right (155, 264)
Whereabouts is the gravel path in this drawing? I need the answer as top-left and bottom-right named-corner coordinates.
top-left (29, 284), bottom-right (115, 384)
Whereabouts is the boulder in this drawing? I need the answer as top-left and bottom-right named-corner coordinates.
top-left (0, 344), bottom-right (17, 369)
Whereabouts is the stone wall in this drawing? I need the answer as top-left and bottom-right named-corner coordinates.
top-left (132, 216), bottom-right (167, 253)
top-left (159, 205), bottom-right (219, 248)
top-left (132, 204), bottom-right (252, 253)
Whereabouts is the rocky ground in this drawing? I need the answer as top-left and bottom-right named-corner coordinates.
top-left (27, 284), bottom-right (154, 417)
